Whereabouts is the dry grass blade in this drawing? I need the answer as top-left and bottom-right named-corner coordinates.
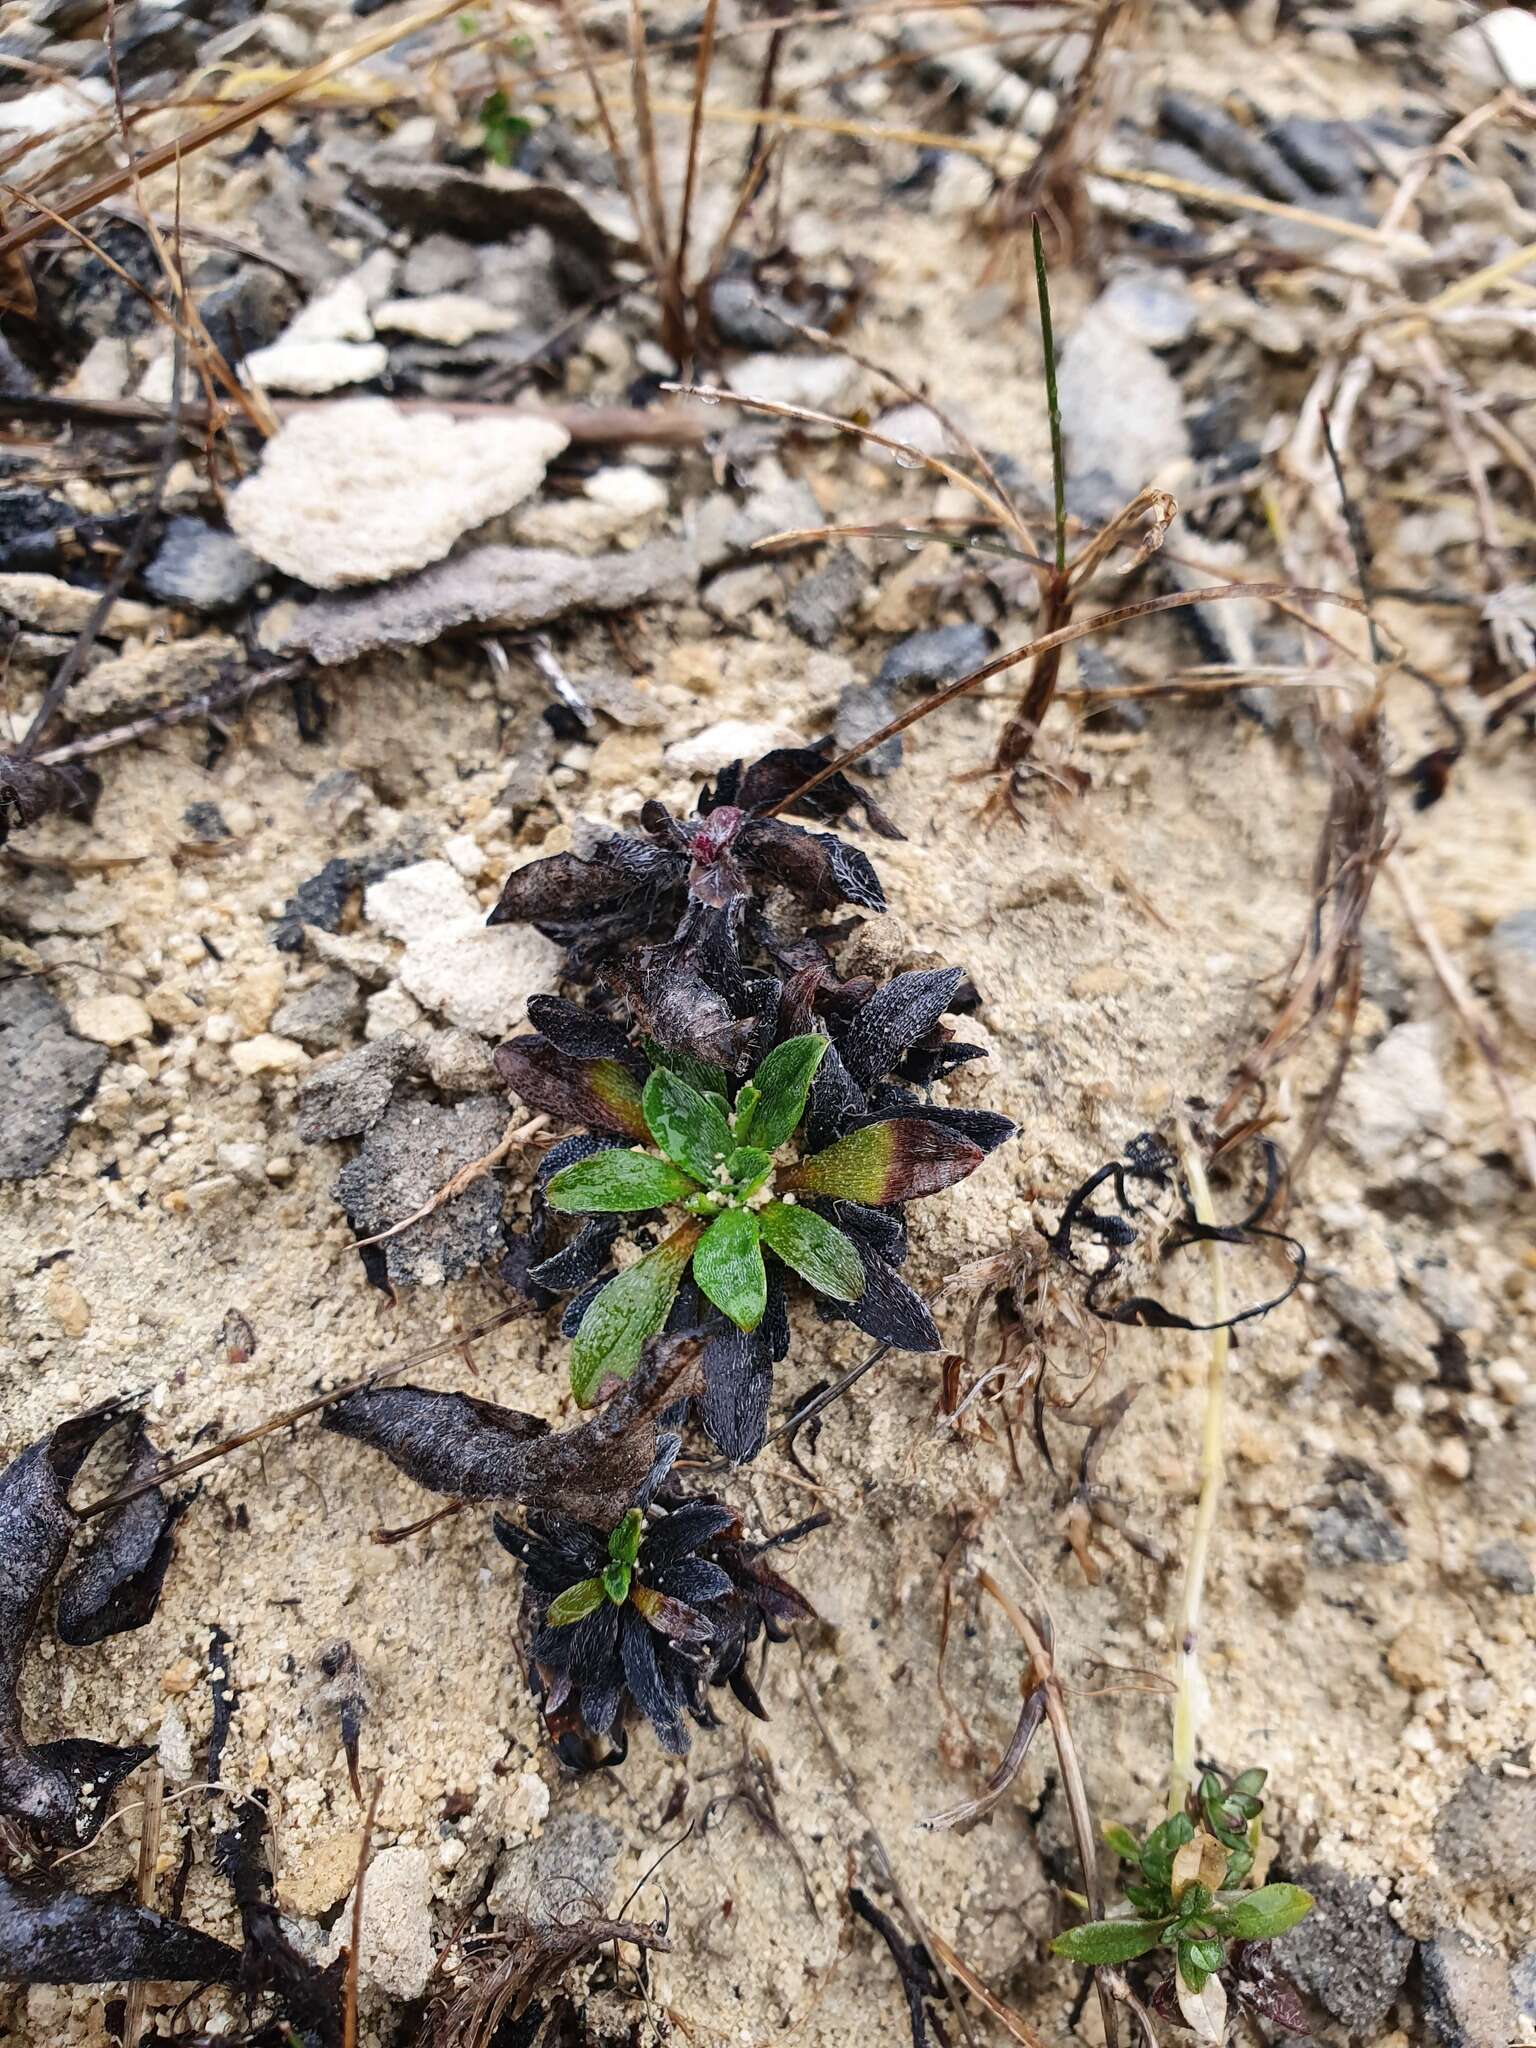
top-left (753, 583), bottom-right (1367, 817)
top-left (0, 0), bottom-right (470, 262)
top-left (121, 1765), bottom-right (164, 2048)
top-left (343, 1778), bottom-right (382, 2048)
top-left (674, 0), bottom-right (720, 300)
top-left (924, 1925), bottom-right (1052, 2048)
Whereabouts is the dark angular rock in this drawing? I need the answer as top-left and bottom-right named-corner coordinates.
top-left (1160, 90), bottom-right (1314, 205)
top-left (787, 548), bottom-right (865, 647)
top-left (271, 970), bottom-right (363, 1052)
top-left (0, 978), bottom-right (107, 1180)
top-left (181, 802), bottom-right (229, 843)
top-left (1075, 644), bottom-right (1146, 734)
top-left (875, 622), bottom-right (996, 692)
top-left (833, 680), bottom-right (902, 776)
top-left (271, 858), bottom-right (357, 954)
top-left (198, 264), bottom-right (299, 366)
top-left (1421, 1932), bottom-right (1521, 2048)
top-left (1283, 1864), bottom-right (1413, 2032)
top-left (0, 334), bottom-right (38, 397)
top-left (1436, 1768), bottom-right (1536, 1890)
top-left (145, 518), bottom-right (263, 612)
top-left (1267, 115), bottom-right (1367, 195)
top-left (296, 1034), bottom-right (417, 1145)
top-left (1474, 1541), bottom-right (1534, 1595)
top-left (1310, 1478), bottom-right (1407, 1566)
top-left (336, 1092), bottom-right (507, 1288)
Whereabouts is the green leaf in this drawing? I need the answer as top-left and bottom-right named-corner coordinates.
top-left (643, 1068), bottom-right (734, 1185)
top-left (759, 1202), bottom-right (865, 1301)
top-left (1124, 1882), bottom-right (1167, 1916)
top-left (1102, 1822), bottom-right (1143, 1864)
top-left (1175, 1884), bottom-right (1214, 1925)
top-left (1223, 1843), bottom-right (1255, 1888)
top-left (546, 1148), bottom-right (700, 1213)
top-left (1050, 1919), bottom-right (1170, 1966)
top-left (693, 1208), bottom-right (766, 1332)
top-left (738, 1035), bottom-right (827, 1150)
top-left (1140, 1813), bottom-right (1195, 1889)
top-left (1181, 1937), bottom-right (1225, 1977)
top-left (602, 1560), bottom-right (631, 1604)
top-left (545, 1577), bottom-right (604, 1626)
top-left (1175, 1940), bottom-right (1213, 1994)
top-left (643, 1038), bottom-right (728, 1100)
top-left (570, 1223), bottom-right (701, 1405)
top-left (731, 1080), bottom-right (761, 1135)
top-left (1214, 1884), bottom-right (1313, 1942)
top-left (1230, 1769), bottom-right (1268, 1800)
top-left (779, 1117), bottom-right (983, 1204)
top-left (724, 1146), bottom-right (774, 1195)
top-left (608, 1509), bottom-right (644, 1566)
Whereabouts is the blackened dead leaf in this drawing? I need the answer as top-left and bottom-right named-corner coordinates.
top-left (0, 1398), bottom-right (155, 1843)
top-left (724, 745), bottom-right (903, 838)
top-left (56, 1422), bottom-right (187, 1646)
top-left (317, 1642), bottom-right (366, 1802)
top-left (0, 1871), bottom-right (240, 1985)
top-left (324, 1334), bottom-right (701, 1528)
top-left (214, 1794), bottom-right (344, 2043)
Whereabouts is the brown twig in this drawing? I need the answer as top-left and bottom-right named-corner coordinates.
top-left (343, 1778), bottom-right (382, 2048)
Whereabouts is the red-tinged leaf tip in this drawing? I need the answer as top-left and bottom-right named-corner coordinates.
top-left (493, 1036), bottom-right (648, 1141)
top-left (778, 1117), bottom-right (984, 1205)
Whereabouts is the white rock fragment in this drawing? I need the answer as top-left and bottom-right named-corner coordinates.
top-left (373, 293), bottom-right (515, 345)
top-left (398, 924), bottom-right (560, 1039)
top-left (1448, 7), bottom-right (1536, 87)
top-left (229, 1033), bottom-right (307, 1077)
top-left (285, 252), bottom-right (398, 344)
top-left (157, 1703), bottom-right (195, 1782)
top-left (228, 399), bottom-right (571, 588)
top-left (724, 352), bottom-right (860, 414)
top-left (72, 994), bottom-right (152, 1046)
top-left (585, 465), bottom-right (667, 518)
top-left (1057, 293), bottom-right (1190, 498)
top-left (1338, 1021), bottom-right (1447, 1167)
top-left (324, 1846), bottom-right (434, 2001)
top-left (0, 573), bottom-right (156, 637)
top-left (242, 339), bottom-right (388, 396)
top-left (363, 860), bottom-right (479, 944)
top-left (666, 718), bottom-right (803, 775)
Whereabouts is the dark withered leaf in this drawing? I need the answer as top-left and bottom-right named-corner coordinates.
top-left (619, 1608), bottom-right (690, 1754)
top-left (857, 1087), bottom-right (1017, 1155)
top-left (736, 816), bottom-right (887, 913)
top-left (525, 994), bottom-right (636, 1063)
top-left (830, 1209), bottom-right (941, 1351)
top-left (801, 1040), bottom-right (869, 1150)
top-left (0, 1397), bottom-right (155, 1843)
top-left (56, 1422), bottom-right (187, 1647)
top-left (1233, 1942), bottom-right (1311, 2031)
top-left (0, 1873), bottom-right (240, 1986)
top-left (493, 1034), bottom-right (649, 1141)
top-left (422, 1910), bottom-right (669, 2045)
top-left (486, 834), bottom-right (678, 931)
top-left (560, 1269), bottom-right (612, 1339)
top-left (687, 1267), bottom-right (789, 1463)
top-left (609, 939), bottom-right (763, 1075)
top-left (727, 745), bottom-right (904, 838)
top-left (216, 1794), bottom-right (343, 2042)
top-left (528, 1215), bottom-right (621, 1293)
top-left (839, 968), bottom-right (965, 1086)
top-left (325, 1335), bottom-right (701, 1528)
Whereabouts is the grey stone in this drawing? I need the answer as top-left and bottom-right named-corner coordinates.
top-left (146, 517), bottom-right (263, 612)
top-left (0, 332), bottom-right (37, 398)
top-left (694, 482), bottom-right (824, 570)
top-left (1310, 1478), bottom-right (1407, 1566)
top-left (295, 1033), bottom-right (418, 1144)
top-left (1057, 296), bottom-right (1190, 498)
top-left (1160, 90), bottom-right (1313, 204)
top-left (487, 1810), bottom-right (622, 1923)
top-left (182, 801), bottom-right (229, 843)
top-left (345, 158), bottom-right (625, 265)
top-left (1282, 1863), bottom-right (1413, 2032)
top-left (787, 547), bottom-right (865, 646)
top-left (1436, 1768), bottom-right (1536, 1890)
top-left (1097, 271), bottom-right (1199, 351)
top-left (401, 233), bottom-right (479, 297)
top-left (278, 541), bottom-right (694, 666)
top-left (0, 977), bottom-right (107, 1179)
top-left (1267, 115), bottom-right (1366, 196)
top-left (709, 272), bottom-right (795, 351)
top-left (1337, 1021), bottom-right (1446, 1167)
top-left (1075, 643), bottom-right (1146, 733)
top-left (833, 681), bottom-right (902, 776)
top-left (1474, 1541), bottom-right (1534, 1595)
top-left (1489, 908), bottom-right (1536, 1036)
top-left (336, 1093), bottom-right (507, 1288)
top-left (875, 622), bottom-right (996, 691)
top-left (421, 1028), bottom-right (499, 1093)
top-left (1421, 1932), bottom-right (1521, 2048)
top-left (271, 857), bottom-right (358, 954)
top-left (1319, 1274), bottom-right (1437, 1381)
top-left (198, 266), bottom-right (299, 368)
top-left (703, 563), bottom-right (780, 622)
top-left (272, 971), bottom-right (364, 1052)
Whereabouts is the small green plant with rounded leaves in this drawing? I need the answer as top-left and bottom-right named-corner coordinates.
top-left (547, 1034), bottom-right (982, 1403)
top-left (1052, 1769), bottom-right (1312, 2039)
